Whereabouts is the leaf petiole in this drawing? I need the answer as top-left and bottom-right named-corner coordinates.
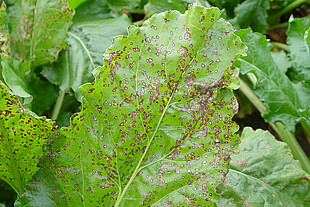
top-left (51, 89), bottom-right (66, 120)
top-left (239, 78), bottom-right (310, 174)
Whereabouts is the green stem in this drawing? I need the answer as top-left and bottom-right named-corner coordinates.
top-left (268, 0), bottom-right (308, 22)
top-left (239, 78), bottom-right (310, 174)
top-left (52, 89), bottom-right (65, 120)
top-left (268, 22), bottom-right (288, 30)
top-left (271, 42), bottom-right (288, 51)
top-left (275, 122), bottom-right (310, 173)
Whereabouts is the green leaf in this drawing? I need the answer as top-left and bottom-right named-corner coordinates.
top-left (107, 0), bottom-right (141, 14)
top-left (232, 0), bottom-right (270, 33)
top-left (305, 27), bottom-right (310, 52)
top-left (1, 58), bottom-right (32, 105)
top-left (0, 2), bottom-right (10, 58)
top-left (217, 127), bottom-right (310, 206)
top-left (73, 0), bottom-right (113, 22)
top-left (41, 15), bottom-right (131, 101)
top-left (7, 0), bottom-right (74, 68)
top-left (68, 0), bottom-right (87, 9)
top-left (271, 50), bottom-right (291, 74)
top-left (235, 29), bottom-right (310, 132)
top-left (17, 5), bottom-right (246, 206)
top-left (144, 0), bottom-right (194, 17)
top-left (0, 82), bottom-right (55, 195)
top-left (287, 17), bottom-right (310, 80)
top-left (27, 75), bottom-right (59, 115)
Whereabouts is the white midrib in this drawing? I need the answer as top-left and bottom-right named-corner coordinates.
top-left (68, 31), bottom-right (96, 69)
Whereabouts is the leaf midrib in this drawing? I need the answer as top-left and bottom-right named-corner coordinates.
top-left (0, 113), bottom-right (23, 195)
top-left (115, 9), bottom-right (219, 205)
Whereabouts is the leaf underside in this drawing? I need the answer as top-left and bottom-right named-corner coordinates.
top-left (217, 127), bottom-right (310, 207)
top-left (17, 4), bottom-right (246, 206)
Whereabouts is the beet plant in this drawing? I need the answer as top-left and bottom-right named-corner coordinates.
top-left (0, 0), bottom-right (309, 206)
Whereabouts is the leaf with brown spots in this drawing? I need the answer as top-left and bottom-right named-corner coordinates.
top-left (0, 2), bottom-right (10, 58)
top-left (0, 83), bottom-right (55, 196)
top-left (17, 4), bottom-right (246, 206)
top-left (7, 0), bottom-right (73, 68)
top-left (217, 127), bottom-right (310, 207)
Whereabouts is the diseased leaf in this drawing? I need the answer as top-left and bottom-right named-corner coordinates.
top-left (232, 0), bottom-right (270, 33)
top-left (7, 0), bottom-right (73, 67)
top-left (0, 2), bottom-right (10, 57)
top-left (17, 5), bottom-right (246, 206)
top-left (41, 15), bottom-right (131, 101)
top-left (235, 29), bottom-right (310, 132)
top-left (287, 17), bottom-right (310, 80)
top-left (0, 83), bottom-right (55, 195)
top-left (217, 127), bottom-right (310, 206)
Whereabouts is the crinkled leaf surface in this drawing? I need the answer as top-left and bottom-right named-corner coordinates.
top-left (235, 29), bottom-right (310, 132)
top-left (0, 83), bottom-right (55, 195)
top-left (217, 127), bottom-right (310, 206)
top-left (17, 5), bottom-right (246, 206)
top-left (41, 15), bottom-right (131, 101)
top-left (7, 0), bottom-right (73, 68)
top-left (231, 0), bottom-right (269, 33)
top-left (287, 17), bottom-right (310, 81)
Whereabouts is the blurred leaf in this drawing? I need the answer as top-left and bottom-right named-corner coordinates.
top-left (287, 17), bottom-right (310, 81)
top-left (271, 50), bottom-right (291, 74)
top-left (305, 27), bottom-right (310, 52)
top-left (217, 127), bottom-right (310, 206)
top-left (144, 0), bottom-right (194, 17)
top-left (17, 5), bottom-right (246, 206)
top-left (107, 0), bottom-right (141, 14)
top-left (0, 2), bottom-right (10, 58)
top-left (7, 0), bottom-right (74, 68)
top-left (41, 15), bottom-right (131, 101)
top-left (27, 75), bottom-right (59, 115)
top-left (232, 0), bottom-right (270, 33)
top-left (0, 83), bottom-right (55, 195)
top-left (68, 0), bottom-right (87, 9)
top-left (55, 93), bottom-right (81, 127)
top-left (73, 0), bottom-right (113, 22)
top-left (235, 29), bottom-right (310, 132)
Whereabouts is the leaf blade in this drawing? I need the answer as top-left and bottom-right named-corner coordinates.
top-left (19, 5), bottom-right (246, 206)
top-left (217, 127), bottom-right (310, 206)
top-left (0, 83), bottom-right (55, 195)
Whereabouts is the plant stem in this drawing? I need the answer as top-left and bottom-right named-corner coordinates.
top-left (268, 22), bottom-right (288, 30)
top-left (268, 0), bottom-right (308, 22)
top-left (271, 42), bottom-right (288, 51)
top-left (239, 78), bottom-right (310, 174)
top-left (275, 122), bottom-right (310, 173)
top-left (52, 89), bottom-right (65, 120)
